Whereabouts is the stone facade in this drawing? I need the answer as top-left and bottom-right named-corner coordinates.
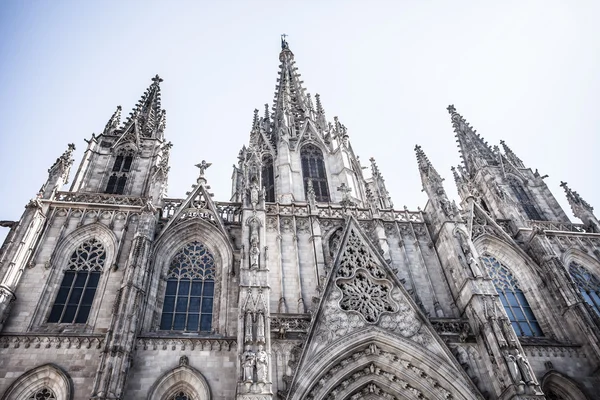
top-left (0, 38), bottom-right (598, 400)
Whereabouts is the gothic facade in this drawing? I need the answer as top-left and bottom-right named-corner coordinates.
top-left (0, 38), bottom-right (598, 400)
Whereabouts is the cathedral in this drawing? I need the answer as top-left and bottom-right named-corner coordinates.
top-left (0, 37), bottom-right (599, 400)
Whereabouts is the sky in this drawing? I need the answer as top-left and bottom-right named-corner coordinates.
top-left (1, 0), bottom-right (599, 244)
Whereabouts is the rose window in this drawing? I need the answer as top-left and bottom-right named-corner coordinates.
top-left (336, 272), bottom-right (395, 323)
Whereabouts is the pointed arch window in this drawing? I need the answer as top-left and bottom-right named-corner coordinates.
top-left (569, 261), bottom-right (600, 316)
top-left (508, 179), bottom-right (544, 221)
top-left (301, 144), bottom-right (330, 202)
top-left (481, 255), bottom-right (543, 336)
top-left (28, 388), bottom-right (57, 400)
top-left (106, 151), bottom-right (133, 194)
top-left (262, 154), bottom-right (275, 202)
top-left (160, 241), bottom-right (216, 332)
top-left (48, 239), bottom-right (105, 324)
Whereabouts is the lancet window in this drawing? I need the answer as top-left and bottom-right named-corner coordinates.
top-left (481, 255), bottom-right (543, 336)
top-left (508, 179), bottom-right (544, 221)
top-left (262, 154), bottom-right (275, 202)
top-left (569, 261), bottom-right (600, 316)
top-left (301, 144), bottom-right (330, 202)
top-left (105, 151), bottom-right (133, 194)
top-left (48, 239), bottom-right (105, 324)
top-left (28, 388), bottom-right (57, 400)
top-left (160, 241), bottom-right (216, 332)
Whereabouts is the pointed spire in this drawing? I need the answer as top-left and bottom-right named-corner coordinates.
top-left (48, 143), bottom-right (76, 176)
top-left (251, 108), bottom-right (259, 131)
top-left (103, 105), bottom-right (122, 135)
top-left (315, 93), bottom-right (324, 114)
top-left (560, 181), bottom-right (593, 213)
top-left (447, 105), bottom-right (495, 176)
top-left (272, 35), bottom-right (311, 138)
top-left (121, 74), bottom-right (166, 139)
top-left (414, 145), bottom-right (444, 192)
top-left (368, 157), bottom-right (393, 209)
top-left (500, 140), bottom-right (525, 168)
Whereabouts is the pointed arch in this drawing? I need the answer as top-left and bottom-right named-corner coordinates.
top-left (301, 143), bottom-right (330, 202)
top-left (562, 249), bottom-right (600, 316)
top-left (288, 329), bottom-right (480, 400)
top-left (541, 371), bottom-right (589, 400)
top-left (261, 153), bottom-right (275, 202)
top-left (506, 174), bottom-right (544, 221)
top-left (30, 223), bottom-right (118, 330)
top-left (146, 364), bottom-right (211, 400)
top-left (144, 218), bottom-right (233, 334)
top-left (1, 364), bottom-right (72, 400)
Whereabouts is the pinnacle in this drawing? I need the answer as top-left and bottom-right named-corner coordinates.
top-left (414, 145), bottom-right (432, 172)
top-left (560, 181), bottom-right (593, 212)
top-left (251, 108), bottom-right (259, 131)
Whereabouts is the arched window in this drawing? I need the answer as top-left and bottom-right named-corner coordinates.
top-left (106, 151), bottom-right (133, 194)
top-left (28, 388), bottom-right (57, 400)
top-left (481, 255), bottom-right (543, 336)
top-left (168, 392), bottom-right (191, 400)
top-left (262, 155), bottom-right (275, 202)
top-left (301, 144), bottom-right (330, 202)
top-left (116, 175), bottom-right (127, 195)
top-left (569, 261), bottom-right (600, 316)
top-left (48, 239), bottom-right (105, 324)
top-left (105, 174), bottom-right (117, 194)
top-left (160, 241), bottom-right (216, 332)
top-left (508, 179), bottom-right (544, 221)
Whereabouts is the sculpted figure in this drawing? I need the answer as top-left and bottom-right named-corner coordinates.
top-left (250, 237), bottom-right (259, 269)
top-left (516, 353), bottom-right (535, 385)
top-left (504, 351), bottom-right (523, 384)
top-left (256, 344), bottom-right (269, 383)
top-left (242, 345), bottom-right (256, 382)
top-left (468, 256), bottom-right (483, 278)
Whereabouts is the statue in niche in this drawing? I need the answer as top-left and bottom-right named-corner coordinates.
top-left (242, 345), bottom-right (256, 383)
top-left (501, 318), bottom-right (518, 347)
top-left (467, 256), bottom-right (483, 278)
top-left (256, 312), bottom-right (265, 343)
top-left (250, 237), bottom-right (260, 269)
top-left (516, 353), bottom-right (535, 385)
top-left (245, 312), bottom-right (253, 343)
top-left (250, 177), bottom-right (259, 208)
top-left (256, 344), bottom-right (269, 383)
top-left (504, 350), bottom-right (523, 384)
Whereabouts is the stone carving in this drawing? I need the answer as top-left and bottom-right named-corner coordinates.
top-left (256, 344), bottom-right (269, 383)
top-left (256, 313), bottom-right (266, 343)
top-left (242, 345), bottom-right (256, 383)
top-left (336, 272), bottom-right (395, 323)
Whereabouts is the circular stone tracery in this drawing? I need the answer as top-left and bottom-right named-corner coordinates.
top-left (336, 271), bottom-right (396, 324)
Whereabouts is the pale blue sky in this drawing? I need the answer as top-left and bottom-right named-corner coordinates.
top-left (1, 1), bottom-right (599, 243)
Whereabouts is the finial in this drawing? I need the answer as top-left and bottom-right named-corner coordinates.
top-left (264, 103), bottom-right (270, 122)
top-left (251, 108), bottom-right (259, 130)
top-left (152, 74), bottom-right (163, 84)
top-left (337, 183), bottom-right (355, 207)
top-left (195, 160), bottom-right (212, 182)
top-left (447, 104), bottom-right (457, 114)
top-left (281, 33), bottom-right (289, 50)
top-left (369, 157), bottom-right (381, 177)
top-left (315, 93), bottom-right (324, 114)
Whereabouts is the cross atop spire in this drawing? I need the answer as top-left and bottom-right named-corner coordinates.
top-left (281, 33), bottom-right (289, 50)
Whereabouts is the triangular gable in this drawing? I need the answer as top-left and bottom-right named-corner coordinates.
top-left (294, 119), bottom-right (327, 150)
top-left (466, 200), bottom-right (516, 245)
top-left (288, 217), bottom-right (460, 395)
top-left (157, 180), bottom-right (227, 240)
top-left (112, 119), bottom-right (141, 150)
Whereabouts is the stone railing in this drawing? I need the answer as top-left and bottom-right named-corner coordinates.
top-left (54, 192), bottom-right (146, 207)
top-left (526, 220), bottom-right (588, 233)
top-left (264, 203), bottom-right (424, 223)
top-left (429, 318), bottom-right (471, 342)
top-left (160, 199), bottom-right (242, 224)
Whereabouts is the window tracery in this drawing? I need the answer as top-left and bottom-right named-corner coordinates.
top-left (106, 151), bottom-right (133, 194)
top-left (481, 255), bottom-right (543, 337)
top-left (160, 241), bottom-right (216, 332)
top-left (262, 154), bottom-right (275, 202)
top-left (301, 144), bottom-right (330, 202)
top-left (167, 391), bottom-right (191, 400)
top-left (48, 239), bottom-right (105, 324)
top-left (569, 261), bottom-right (600, 316)
top-left (28, 388), bottom-right (57, 400)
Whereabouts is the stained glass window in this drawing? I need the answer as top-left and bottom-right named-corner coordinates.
top-left (28, 388), bottom-right (56, 400)
top-left (569, 261), bottom-right (600, 316)
top-left (262, 155), bottom-right (275, 202)
top-left (301, 144), bottom-right (330, 202)
top-left (481, 255), bottom-right (543, 337)
top-left (160, 241), bottom-right (216, 332)
top-left (48, 239), bottom-right (105, 324)
top-left (168, 392), bottom-right (191, 400)
top-left (509, 179), bottom-right (544, 221)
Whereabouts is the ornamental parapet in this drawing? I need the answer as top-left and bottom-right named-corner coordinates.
top-left (54, 191), bottom-right (147, 207)
top-left (525, 220), bottom-right (590, 234)
top-left (0, 334), bottom-right (104, 349)
top-left (135, 336), bottom-right (237, 351)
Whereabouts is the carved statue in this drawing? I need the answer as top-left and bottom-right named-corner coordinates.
top-left (244, 312), bottom-right (253, 343)
top-left (255, 344), bottom-right (268, 383)
top-left (250, 237), bottom-right (259, 269)
top-left (501, 318), bottom-right (518, 347)
top-left (242, 345), bottom-right (256, 383)
top-left (516, 353), bottom-right (535, 385)
top-left (467, 256), bottom-right (483, 278)
top-left (504, 351), bottom-right (523, 384)
top-left (256, 312), bottom-right (265, 343)
top-left (250, 178), bottom-right (259, 208)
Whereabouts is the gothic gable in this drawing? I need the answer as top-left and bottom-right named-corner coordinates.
top-left (286, 218), bottom-right (477, 399)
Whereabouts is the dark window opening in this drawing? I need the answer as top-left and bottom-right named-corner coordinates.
top-left (116, 175), bottom-right (127, 195)
top-left (301, 144), bottom-right (330, 202)
top-left (509, 179), bottom-right (544, 220)
top-left (105, 174), bottom-right (117, 194)
top-left (262, 156), bottom-right (275, 202)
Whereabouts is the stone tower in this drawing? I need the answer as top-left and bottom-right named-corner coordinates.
top-left (0, 38), bottom-right (598, 400)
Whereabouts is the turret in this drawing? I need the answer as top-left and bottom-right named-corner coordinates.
top-left (561, 181), bottom-right (599, 232)
top-left (70, 75), bottom-right (169, 199)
